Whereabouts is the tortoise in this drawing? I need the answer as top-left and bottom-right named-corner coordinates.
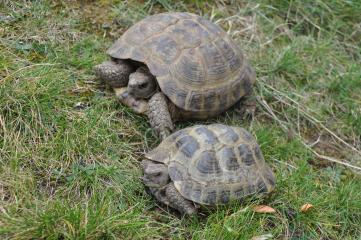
top-left (141, 124), bottom-right (276, 218)
top-left (94, 12), bottom-right (257, 141)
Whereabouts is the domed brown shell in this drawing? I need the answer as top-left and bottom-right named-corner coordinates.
top-left (106, 12), bottom-right (256, 119)
top-left (145, 124), bottom-right (276, 206)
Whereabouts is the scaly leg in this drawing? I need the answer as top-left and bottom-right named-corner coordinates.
top-left (166, 182), bottom-right (197, 218)
top-left (93, 60), bottom-right (134, 88)
top-left (147, 93), bottom-right (174, 141)
top-left (241, 89), bottom-right (257, 120)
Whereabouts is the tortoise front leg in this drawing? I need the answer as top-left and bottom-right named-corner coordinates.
top-left (114, 87), bottom-right (148, 114)
top-left (166, 182), bottom-right (197, 218)
top-left (240, 89), bottom-right (257, 120)
top-left (93, 60), bottom-right (134, 88)
top-left (147, 92), bottom-right (174, 141)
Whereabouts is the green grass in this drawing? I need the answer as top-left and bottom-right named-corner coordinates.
top-left (1, 0), bottom-right (361, 239)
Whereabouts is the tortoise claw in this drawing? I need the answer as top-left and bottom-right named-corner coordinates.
top-left (242, 104), bottom-right (256, 120)
top-left (240, 89), bottom-right (257, 120)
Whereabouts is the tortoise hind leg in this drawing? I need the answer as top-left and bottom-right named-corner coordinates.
top-left (93, 60), bottom-right (135, 88)
top-left (147, 92), bottom-right (174, 141)
top-left (166, 182), bottom-right (197, 218)
top-left (240, 89), bottom-right (257, 120)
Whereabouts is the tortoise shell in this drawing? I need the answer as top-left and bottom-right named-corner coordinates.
top-left (145, 124), bottom-right (276, 206)
top-left (106, 12), bottom-right (256, 119)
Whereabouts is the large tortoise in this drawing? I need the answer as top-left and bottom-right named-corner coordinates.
top-left (94, 12), bottom-right (257, 141)
top-left (142, 124), bottom-right (276, 217)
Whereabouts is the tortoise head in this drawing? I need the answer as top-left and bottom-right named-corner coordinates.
top-left (127, 67), bottom-right (157, 99)
top-left (142, 160), bottom-right (170, 188)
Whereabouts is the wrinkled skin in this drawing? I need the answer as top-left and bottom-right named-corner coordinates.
top-left (141, 160), bottom-right (197, 218)
top-left (93, 61), bottom-right (179, 141)
top-left (127, 67), bottom-right (157, 99)
top-left (93, 61), bottom-right (256, 141)
top-left (93, 60), bottom-right (135, 88)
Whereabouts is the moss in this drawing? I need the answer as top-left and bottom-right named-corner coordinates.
top-left (98, 0), bottom-right (111, 7)
top-left (27, 52), bottom-right (45, 63)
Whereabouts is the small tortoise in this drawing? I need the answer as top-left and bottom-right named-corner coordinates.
top-left (142, 124), bottom-right (276, 217)
top-left (94, 12), bottom-right (257, 141)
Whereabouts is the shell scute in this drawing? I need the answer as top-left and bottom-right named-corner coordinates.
top-left (166, 25), bottom-right (199, 48)
top-left (181, 20), bottom-right (211, 41)
top-left (171, 12), bottom-right (195, 19)
top-left (143, 13), bottom-right (179, 25)
top-left (253, 145), bottom-right (265, 164)
top-left (175, 135), bottom-right (200, 159)
top-left (130, 47), bottom-right (149, 62)
top-left (257, 179), bottom-right (269, 194)
top-left (175, 86), bottom-right (189, 108)
top-left (107, 43), bottom-right (131, 59)
top-left (219, 189), bottom-right (231, 204)
top-left (264, 166), bottom-right (276, 186)
top-left (203, 188), bottom-right (217, 205)
top-left (190, 185), bottom-right (202, 202)
top-left (156, 74), bottom-right (178, 100)
top-left (194, 127), bottom-right (222, 150)
top-left (231, 80), bottom-right (242, 102)
top-left (217, 146), bottom-right (241, 171)
top-left (234, 185), bottom-right (246, 198)
top-left (214, 38), bottom-right (241, 71)
top-left (203, 88), bottom-right (217, 110)
top-left (187, 90), bottom-right (203, 111)
top-left (236, 127), bottom-right (254, 142)
top-left (145, 147), bottom-right (170, 163)
top-left (225, 35), bottom-right (245, 59)
top-left (196, 17), bottom-right (225, 36)
top-left (228, 53), bottom-right (243, 72)
top-left (246, 64), bottom-right (257, 83)
top-left (170, 48), bottom-right (208, 88)
top-left (181, 180), bottom-right (194, 199)
top-left (217, 85), bottom-right (230, 110)
top-left (139, 22), bottom-right (164, 35)
top-left (195, 151), bottom-right (223, 176)
top-left (168, 129), bottom-right (189, 142)
top-left (123, 24), bottom-right (148, 46)
top-left (208, 124), bottom-right (239, 144)
top-left (247, 184), bottom-right (256, 196)
top-left (241, 70), bottom-right (252, 93)
top-left (168, 161), bottom-right (188, 182)
top-left (106, 37), bottom-right (125, 56)
top-left (238, 143), bottom-right (256, 166)
top-left (144, 35), bottom-right (179, 65)
top-left (146, 59), bottom-right (168, 76)
top-left (199, 42), bottom-right (228, 84)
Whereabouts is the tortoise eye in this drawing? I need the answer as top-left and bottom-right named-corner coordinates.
top-left (139, 83), bottom-right (148, 89)
top-left (155, 173), bottom-right (162, 177)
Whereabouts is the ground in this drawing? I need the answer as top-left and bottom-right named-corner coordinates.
top-left (0, 0), bottom-right (361, 239)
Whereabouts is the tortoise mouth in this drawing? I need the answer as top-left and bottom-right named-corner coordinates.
top-left (127, 86), bottom-right (136, 96)
top-left (143, 178), bottom-right (163, 188)
top-left (127, 86), bottom-right (146, 99)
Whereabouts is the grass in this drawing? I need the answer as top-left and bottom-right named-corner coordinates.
top-left (1, 0), bottom-right (361, 239)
